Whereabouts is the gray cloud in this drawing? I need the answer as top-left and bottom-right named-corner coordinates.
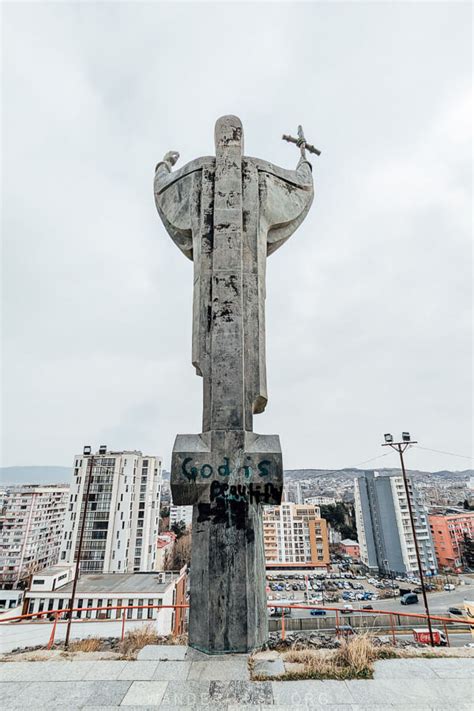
top-left (2, 2), bottom-right (472, 472)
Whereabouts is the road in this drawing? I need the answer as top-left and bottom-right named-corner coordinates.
top-left (271, 583), bottom-right (474, 618)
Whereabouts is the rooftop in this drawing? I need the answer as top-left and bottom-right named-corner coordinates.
top-left (37, 572), bottom-right (179, 595)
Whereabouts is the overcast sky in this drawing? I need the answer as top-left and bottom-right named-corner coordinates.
top-left (2, 2), bottom-right (472, 474)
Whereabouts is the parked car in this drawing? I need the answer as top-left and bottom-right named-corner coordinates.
top-left (444, 584), bottom-right (456, 591)
top-left (310, 608), bottom-right (327, 616)
top-left (362, 605), bottom-right (373, 610)
top-left (401, 593), bottom-right (419, 605)
top-left (448, 607), bottom-right (464, 616)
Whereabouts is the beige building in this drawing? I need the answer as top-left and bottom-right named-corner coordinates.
top-left (263, 502), bottom-right (330, 568)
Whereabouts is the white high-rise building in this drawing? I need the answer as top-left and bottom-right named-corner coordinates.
top-left (354, 470), bottom-right (437, 576)
top-left (0, 485), bottom-right (69, 588)
top-left (60, 448), bottom-right (162, 574)
top-left (169, 504), bottom-right (193, 528)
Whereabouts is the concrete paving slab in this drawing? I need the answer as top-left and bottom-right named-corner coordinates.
top-left (208, 680), bottom-right (273, 705)
top-left (373, 659), bottom-right (438, 678)
top-left (0, 662), bottom-right (39, 681)
top-left (435, 677), bottom-right (474, 704)
top-left (0, 660), bottom-right (94, 682)
top-left (151, 661), bottom-right (191, 680)
top-left (120, 680), bottom-right (168, 706)
top-left (188, 660), bottom-right (249, 681)
top-left (185, 647), bottom-right (248, 662)
top-left (83, 661), bottom-right (128, 680)
top-left (137, 646), bottom-right (187, 661)
top-left (344, 678), bottom-right (447, 706)
top-left (85, 680), bottom-right (133, 706)
top-left (423, 657), bottom-right (474, 678)
top-left (118, 661), bottom-right (159, 681)
top-left (160, 680), bottom-right (213, 707)
top-left (12, 680), bottom-right (97, 708)
top-left (272, 679), bottom-right (353, 706)
top-left (0, 682), bottom-right (32, 707)
top-left (252, 657), bottom-right (285, 678)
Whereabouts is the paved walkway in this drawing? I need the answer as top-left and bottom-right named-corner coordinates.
top-left (0, 647), bottom-right (472, 709)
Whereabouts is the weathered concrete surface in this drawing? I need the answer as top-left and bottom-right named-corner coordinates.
top-left (154, 115), bottom-right (314, 654)
top-left (0, 656), bottom-right (472, 707)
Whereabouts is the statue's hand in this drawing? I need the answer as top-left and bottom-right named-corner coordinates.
top-left (164, 150), bottom-right (180, 167)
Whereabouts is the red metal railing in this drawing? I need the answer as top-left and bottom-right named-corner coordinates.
top-left (0, 602), bottom-right (472, 650)
top-left (268, 602), bottom-right (473, 645)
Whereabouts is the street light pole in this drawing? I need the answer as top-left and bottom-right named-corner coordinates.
top-left (382, 433), bottom-right (435, 647)
top-left (64, 447), bottom-right (94, 649)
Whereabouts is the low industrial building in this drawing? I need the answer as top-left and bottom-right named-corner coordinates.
top-left (23, 566), bottom-right (187, 636)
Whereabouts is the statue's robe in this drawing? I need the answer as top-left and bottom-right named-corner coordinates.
top-left (154, 154), bottom-right (314, 432)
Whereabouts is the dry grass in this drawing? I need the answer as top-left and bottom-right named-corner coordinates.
top-left (68, 638), bottom-right (102, 653)
top-left (254, 634), bottom-right (397, 681)
top-left (333, 633), bottom-right (378, 675)
top-left (119, 623), bottom-right (160, 658)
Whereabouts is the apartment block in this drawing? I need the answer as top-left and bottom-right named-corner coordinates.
top-left (59, 448), bottom-right (162, 574)
top-left (429, 511), bottom-right (474, 571)
top-left (354, 470), bottom-right (437, 576)
top-left (0, 485), bottom-right (69, 588)
top-left (169, 504), bottom-right (193, 528)
top-left (304, 496), bottom-right (337, 506)
top-left (263, 502), bottom-right (330, 568)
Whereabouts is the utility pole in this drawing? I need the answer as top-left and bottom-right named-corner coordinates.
top-left (64, 446), bottom-right (95, 649)
top-left (382, 433), bottom-right (435, 647)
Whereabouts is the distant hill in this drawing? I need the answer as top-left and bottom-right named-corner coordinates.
top-left (284, 468), bottom-right (473, 480)
top-left (0, 466), bottom-right (72, 486)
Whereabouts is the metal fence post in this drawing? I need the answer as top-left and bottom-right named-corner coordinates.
top-left (47, 612), bottom-right (59, 650)
top-left (121, 608), bottom-right (126, 641)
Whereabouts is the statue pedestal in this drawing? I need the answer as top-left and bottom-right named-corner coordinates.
top-left (171, 430), bottom-right (282, 653)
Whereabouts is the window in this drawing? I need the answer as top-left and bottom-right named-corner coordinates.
top-left (86, 599), bottom-right (93, 619)
top-left (127, 599), bottom-right (134, 619)
top-left (77, 599), bottom-right (83, 618)
top-left (33, 579), bottom-right (45, 585)
top-left (147, 599), bottom-right (154, 619)
top-left (106, 599), bottom-right (112, 619)
top-left (137, 599), bottom-right (144, 620)
top-left (116, 599), bottom-right (123, 619)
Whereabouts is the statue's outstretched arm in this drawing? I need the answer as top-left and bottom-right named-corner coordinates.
top-left (155, 150), bottom-right (180, 175)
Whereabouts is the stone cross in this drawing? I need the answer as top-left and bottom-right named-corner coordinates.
top-left (282, 124), bottom-right (321, 160)
top-left (154, 115), bottom-right (314, 653)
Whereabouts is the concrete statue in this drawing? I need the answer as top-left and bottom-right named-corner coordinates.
top-left (154, 116), bottom-right (316, 653)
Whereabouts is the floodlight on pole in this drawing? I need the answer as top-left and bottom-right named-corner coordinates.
top-left (384, 433), bottom-right (393, 443)
top-left (381, 433), bottom-right (435, 647)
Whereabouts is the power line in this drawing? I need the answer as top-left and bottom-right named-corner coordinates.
top-left (411, 445), bottom-right (473, 461)
top-left (292, 452), bottom-right (391, 480)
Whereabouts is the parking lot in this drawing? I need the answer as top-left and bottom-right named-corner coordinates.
top-left (266, 566), bottom-right (470, 619)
